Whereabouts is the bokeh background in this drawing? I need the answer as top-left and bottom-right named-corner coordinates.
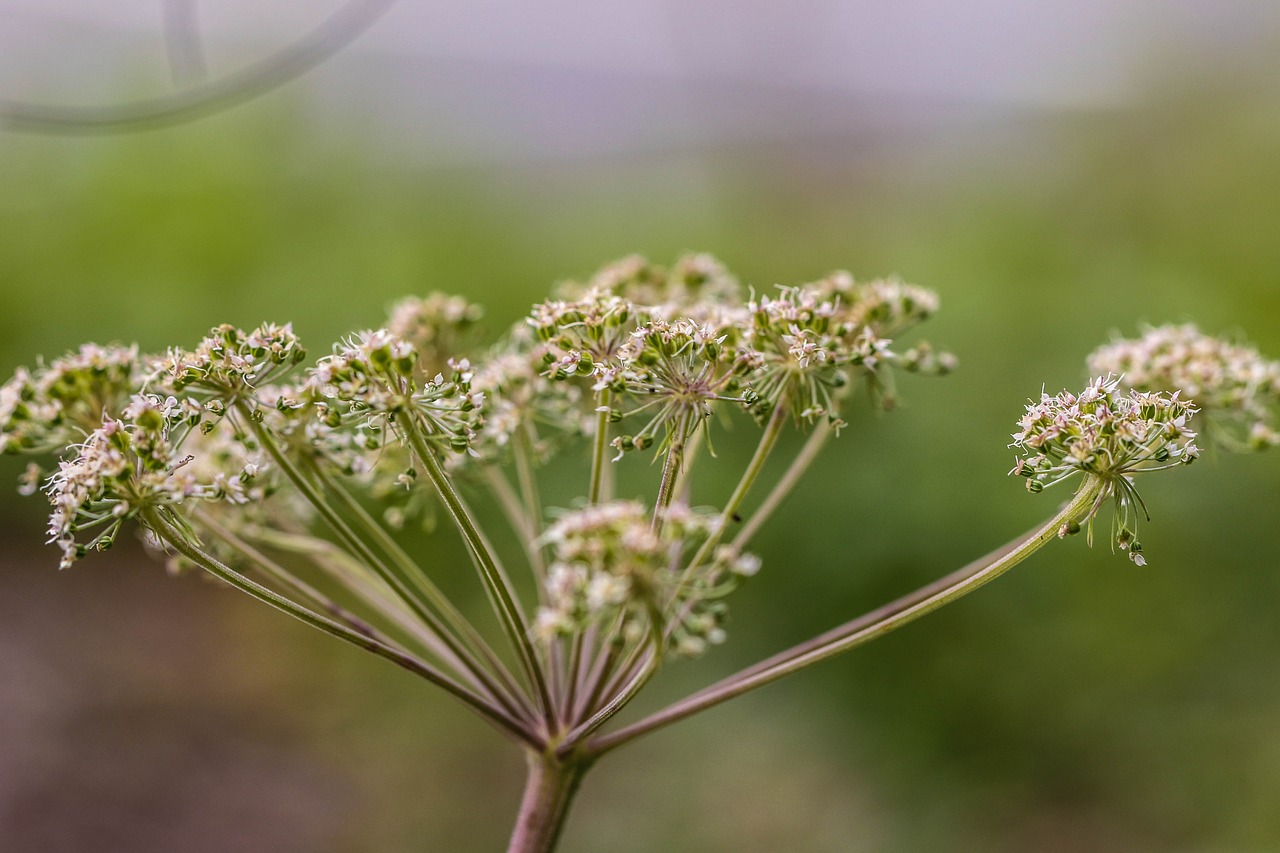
top-left (3, 2), bottom-right (1280, 851)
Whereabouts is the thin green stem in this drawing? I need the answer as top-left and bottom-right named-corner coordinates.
top-left (515, 422), bottom-right (548, 577)
top-left (238, 523), bottom-right (498, 698)
top-left (587, 388), bottom-right (612, 506)
top-left (403, 416), bottom-right (555, 726)
top-left (676, 398), bottom-right (789, 591)
top-left (192, 509), bottom-right (379, 640)
top-left (239, 406), bottom-right (531, 722)
top-left (589, 477), bottom-right (1107, 756)
top-left (733, 417), bottom-right (832, 549)
top-left (557, 602), bottom-right (665, 755)
top-left (486, 465), bottom-right (545, 583)
top-left (651, 418), bottom-right (690, 529)
top-left (304, 457), bottom-right (528, 702)
top-left (145, 509), bottom-right (539, 748)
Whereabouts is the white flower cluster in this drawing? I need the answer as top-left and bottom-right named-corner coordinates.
top-left (46, 393), bottom-right (266, 570)
top-left (1011, 375), bottom-right (1200, 564)
top-left (534, 501), bottom-right (760, 656)
top-left (152, 322), bottom-right (304, 397)
top-left (509, 256), bottom-right (949, 462)
top-left (0, 343), bottom-right (141, 453)
top-left (1088, 324), bottom-right (1280, 451)
top-left (307, 329), bottom-right (484, 454)
top-left (386, 292), bottom-right (484, 376)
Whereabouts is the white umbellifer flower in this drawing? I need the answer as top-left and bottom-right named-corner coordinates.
top-left (152, 322), bottom-right (304, 398)
top-left (1089, 324), bottom-right (1280, 451)
top-left (532, 500), bottom-right (759, 656)
top-left (1011, 375), bottom-right (1200, 565)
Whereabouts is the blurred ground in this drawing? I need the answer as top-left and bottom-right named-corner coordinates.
top-left (3, 4), bottom-right (1280, 851)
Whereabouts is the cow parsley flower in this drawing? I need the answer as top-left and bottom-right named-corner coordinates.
top-left (1010, 375), bottom-right (1199, 564)
top-left (533, 500), bottom-right (760, 656)
top-left (1088, 324), bottom-right (1280, 451)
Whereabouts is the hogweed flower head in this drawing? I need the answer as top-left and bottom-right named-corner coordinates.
top-left (46, 393), bottom-right (265, 570)
top-left (607, 318), bottom-right (756, 457)
top-left (386, 292), bottom-right (484, 377)
top-left (1088, 324), bottom-right (1280, 451)
top-left (307, 329), bottom-right (484, 455)
top-left (152, 322), bottom-right (305, 400)
top-left (534, 500), bottom-right (760, 657)
top-left (1011, 375), bottom-right (1199, 564)
top-left (1, 343), bottom-right (143, 455)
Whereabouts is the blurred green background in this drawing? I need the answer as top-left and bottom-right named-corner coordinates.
top-left (4, 10), bottom-right (1280, 852)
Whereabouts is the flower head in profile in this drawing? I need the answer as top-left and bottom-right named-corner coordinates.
top-left (45, 393), bottom-right (264, 570)
top-left (1, 344), bottom-right (143, 455)
top-left (1010, 375), bottom-right (1199, 565)
top-left (1088, 324), bottom-right (1280, 451)
top-left (745, 275), bottom-right (950, 425)
top-left (151, 322), bottom-right (305, 399)
top-left (533, 500), bottom-right (760, 657)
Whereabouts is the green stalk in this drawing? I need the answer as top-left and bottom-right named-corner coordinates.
top-left (589, 477), bottom-right (1107, 755)
top-left (732, 417), bottom-right (833, 548)
top-left (677, 398), bottom-right (789, 589)
top-left (557, 602), bottom-right (665, 754)
top-left (304, 457), bottom-right (530, 704)
top-left (144, 509), bottom-right (538, 748)
top-left (651, 416), bottom-right (690, 529)
top-left (193, 509), bottom-right (380, 640)
top-left (236, 523), bottom-right (498, 698)
top-left (506, 751), bottom-right (591, 853)
top-left (403, 415), bottom-right (555, 725)
top-left (239, 406), bottom-right (531, 722)
top-left (587, 388), bottom-right (612, 506)
top-left (514, 422), bottom-right (549, 576)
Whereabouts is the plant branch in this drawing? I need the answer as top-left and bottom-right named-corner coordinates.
top-left (589, 477), bottom-right (1106, 755)
top-left (144, 509), bottom-right (538, 748)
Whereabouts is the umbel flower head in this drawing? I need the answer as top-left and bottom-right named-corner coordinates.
top-left (534, 500), bottom-right (761, 657)
top-left (1010, 375), bottom-right (1199, 565)
top-left (0, 343), bottom-right (143, 455)
top-left (1088, 324), bottom-right (1280, 451)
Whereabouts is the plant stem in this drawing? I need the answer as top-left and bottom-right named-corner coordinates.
top-left (240, 407), bottom-right (530, 721)
top-left (733, 417), bottom-right (832, 548)
top-left (589, 477), bottom-right (1106, 755)
top-left (515, 422), bottom-right (549, 577)
top-left (403, 416), bottom-right (555, 726)
top-left (486, 466), bottom-right (545, 582)
top-left (587, 388), bottom-right (611, 505)
top-left (247, 524), bottom-right (497, 694)
top-left (145, 509), bottom-right (538, 748)
top-left (651, 418), bottom-right (689, 529)
top-left (674, 398), bottom-right (789, 596)
top-left (507, 752), bottom-right (591, 853)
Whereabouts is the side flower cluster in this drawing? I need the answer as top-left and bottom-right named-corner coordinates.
top-left (1088, 324), bottom-right (1280, 451)
top-left (1011, 375), bottom-right (1199, 564)
top-left (534, 501), bottom-right (761, 657)
top-left (46, 393), bottom-right (266, 569)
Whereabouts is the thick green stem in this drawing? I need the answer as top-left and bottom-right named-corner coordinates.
top-left (507, 752), bottom-right (591, 853)
top-left (404, 417), bottom-right (555, 725)
top-left (145, 510), bottom-right (538, 748)
top-left (589, 477), bottom-right (1107, 755)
